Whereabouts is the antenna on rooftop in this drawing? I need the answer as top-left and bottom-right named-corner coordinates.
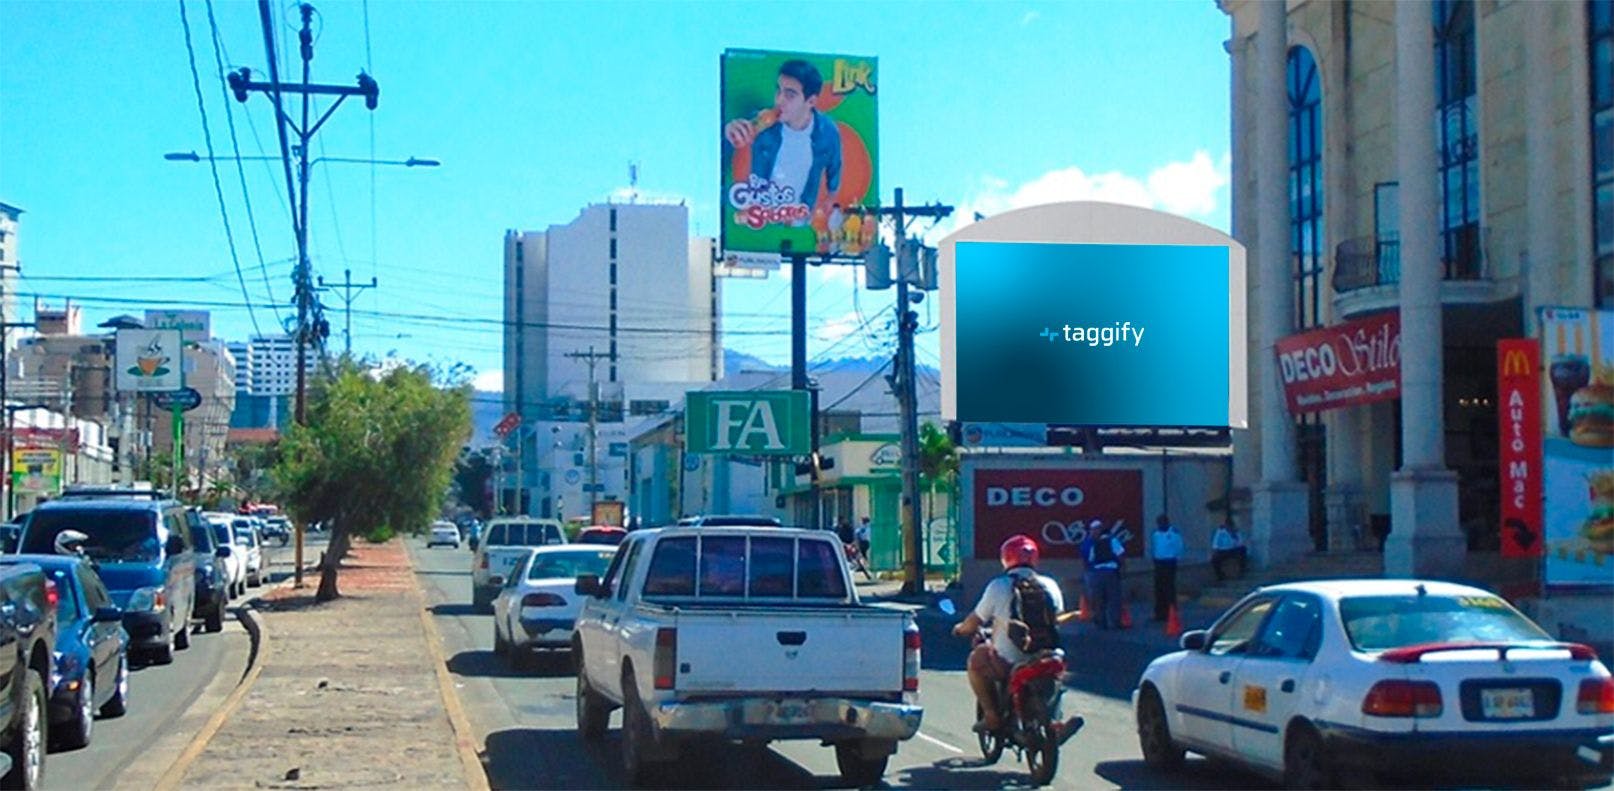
top-left (629, 161), bottom-right (639, 204)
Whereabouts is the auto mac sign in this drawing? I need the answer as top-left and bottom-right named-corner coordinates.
top-left (686, 390), bottom-right (809, 456)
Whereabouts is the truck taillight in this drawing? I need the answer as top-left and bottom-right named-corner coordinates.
top-left (479, 555), bottom-right (488, 570)
top-left (1578, 678), bottom-right (1614, 715)
top-left (654, 627), bottom-right (677, 690)
top-left (521, 593), bottom-right (565, 608)
top-left (1362, 680), bottom-right (1443, 718)
top-left (903, 627), bottom-right (921, 692)
top-left (42, 579), bottom-right (58, 611)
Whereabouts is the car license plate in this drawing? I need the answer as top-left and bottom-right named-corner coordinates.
top-left (775, 702), bottom-right (809, 722)
top-left (1481, 688), bottom-right (1534, 719)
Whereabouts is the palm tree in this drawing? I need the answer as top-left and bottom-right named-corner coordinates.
top-left (917, 422), bottom-right (958, 549)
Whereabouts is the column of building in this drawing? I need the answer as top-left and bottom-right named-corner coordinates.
top-left (1248, 0), bottom-right (1311, 567)
top-left (1524, 0), bottom-right (1559, 332)
top-left (1386, 0), bottom-right (1463, 577)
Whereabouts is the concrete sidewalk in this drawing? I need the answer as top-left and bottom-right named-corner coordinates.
top-left (167, 539), bottom-right (483, 789)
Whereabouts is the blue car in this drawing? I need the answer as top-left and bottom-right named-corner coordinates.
top-left (0, 555), bottom-right (129, 750)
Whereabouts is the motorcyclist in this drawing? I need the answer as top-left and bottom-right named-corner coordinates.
top-left (54, 529), bottom-right (90, 557)
top-left (952, 534), bottom-right (1066, 733)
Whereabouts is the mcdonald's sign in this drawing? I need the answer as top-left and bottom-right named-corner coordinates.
top-left (1497, 339), bottom-right (1542, 558)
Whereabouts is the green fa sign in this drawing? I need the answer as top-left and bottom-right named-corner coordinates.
top-left (686, 390), bottom-right (810, 455)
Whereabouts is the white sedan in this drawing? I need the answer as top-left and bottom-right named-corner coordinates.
top-left (1134, 579), bottom-right (1614, 789)
top-left (427, 522), bottom-right (460, 549)
top-left (491, 545), bottom-right (616, 670)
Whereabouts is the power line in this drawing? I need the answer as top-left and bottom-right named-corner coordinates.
top-left (205, 0), bottom-right (283, 327)
top-left (179, 0), bottom-right (263, 336)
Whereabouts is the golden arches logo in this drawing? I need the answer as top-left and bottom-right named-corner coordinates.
top-left (1502, 349), bottom-right (1532, 378)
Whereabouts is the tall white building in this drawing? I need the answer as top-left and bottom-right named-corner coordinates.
top-left (225, 335), bottom-right (315, 396)
top-left (0, 202), bottom-right (22, 354)
top-left (502, 202), bottom-right (722, 518)
top-left (225, 341), bottom-right (252, 394)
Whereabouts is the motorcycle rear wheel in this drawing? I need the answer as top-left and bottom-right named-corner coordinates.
top-left (1026, 722), bottom-right (1058, 786)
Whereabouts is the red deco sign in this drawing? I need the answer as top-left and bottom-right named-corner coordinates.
top-left (1274, 312), bottom-right (1401, 414)
top-left (1497, 339), bottom-right (1543, 557)
top-left (972, 468), bottom-right (1143, 560)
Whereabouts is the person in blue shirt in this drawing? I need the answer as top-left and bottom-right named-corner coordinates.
top-left (1083, 520), bottom-right (1125, 629)
top-left (723, 59), bottom-right (842, 216)
top-left (1150, 514), bottom-right (1184, 622)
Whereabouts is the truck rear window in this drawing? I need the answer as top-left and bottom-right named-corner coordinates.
top-left (642, 535), bottom-right (847, 601)
top-left (487, 523), bottom-right (562, 547)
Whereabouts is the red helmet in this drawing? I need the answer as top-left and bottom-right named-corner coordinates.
top-left (999, 534), bottom-right (1040, 569)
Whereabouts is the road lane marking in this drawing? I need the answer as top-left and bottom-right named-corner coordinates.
top-left (916, 730), bottom-right (965, 754)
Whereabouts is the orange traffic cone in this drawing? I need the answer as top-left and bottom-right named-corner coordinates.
top-left (1119, 602), bottom-right (1133, 629)
top-left (1165, 604), bottom-right (1183, 638)
top-left (1076, 594), bottom-right (1093, 623)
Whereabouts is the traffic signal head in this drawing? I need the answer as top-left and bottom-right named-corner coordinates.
top-left (356, 72), bottom-right (379, 110)
top-left (227, 68), bottom-right (251, 103)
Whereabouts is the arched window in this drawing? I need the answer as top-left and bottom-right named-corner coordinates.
top-left (1288, 45), bottom-right (1324, 329)
top-left (1435, 0), bottom-right (1480, 279)
top-left (1591, 0), bottom-right (1613, 306)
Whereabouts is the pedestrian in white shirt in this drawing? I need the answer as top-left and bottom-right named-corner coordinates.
top-left (1211, 521), bottom-right (1248, 581)
top-left (1149, 514), bottom-right (1184, 622)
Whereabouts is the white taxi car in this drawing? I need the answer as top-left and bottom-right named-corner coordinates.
top-left (491, 545), bottom-right (616, 670)
top-left (1133, 579), bottom-right (1614, 789)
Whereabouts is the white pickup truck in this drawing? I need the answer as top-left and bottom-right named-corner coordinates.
top-left (572, 526), bottom-right (924, 787)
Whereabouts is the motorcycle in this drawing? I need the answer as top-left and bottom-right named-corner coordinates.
top-left (843, 541), bottom-right (874, 581)
top-left (940, 599), bottom-right (1078, 786)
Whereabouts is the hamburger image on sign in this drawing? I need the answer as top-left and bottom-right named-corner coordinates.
top-left (1568, 381), bottom-right (1614, 448)
top-left (1584, 470), bottom-right (1614, 556)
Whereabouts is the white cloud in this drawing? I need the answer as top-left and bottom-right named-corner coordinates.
top-left (1020, 10), bottom-right (1041, 25)
top-left (935, 150), bottom-right (1231, 242)
top-left (814, 310), bottom-right (864, 344)
top-left (472, 369), bottom-right (503, 392)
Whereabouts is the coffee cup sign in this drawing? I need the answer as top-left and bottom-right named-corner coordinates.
top-left (114, 329), bottom-right (184, 393)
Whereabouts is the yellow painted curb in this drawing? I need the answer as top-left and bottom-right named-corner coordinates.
top-left (152, 607), bottom-right (271, 791)
top-left (409, 545), bottom-right (492, 791)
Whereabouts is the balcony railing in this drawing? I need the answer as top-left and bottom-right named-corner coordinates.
top-left (1332, 225), bottom-right (1486, 294)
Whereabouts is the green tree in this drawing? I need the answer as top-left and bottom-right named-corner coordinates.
top-left (275, 359), bottom-right (471, 601)
top-left (918, 421), bottom-right (958, 534)
top-left (230, 441), bottom-right (282, 503)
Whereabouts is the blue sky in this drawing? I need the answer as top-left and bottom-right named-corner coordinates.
top-left (1, 0), bottom-right (1232, 390)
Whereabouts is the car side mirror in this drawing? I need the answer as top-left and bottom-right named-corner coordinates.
top-left (165, 536), bottom-right (187, 557)
top-left (93, 606), bottom-right (123, 623)
top-left (575, 574), bottom-right (604, 598)
top-left (488, 575), bottom-right (505, 588)
top-left (1180, 630), bottom-right (1209, 652)
top-left (216, 546), bottom-right (232, 559)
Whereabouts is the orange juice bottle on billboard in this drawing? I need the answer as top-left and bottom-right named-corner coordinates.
top-left (859, 211), bottom-right (876, 249)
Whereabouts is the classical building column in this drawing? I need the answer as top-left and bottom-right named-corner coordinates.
top-left (1387, 0), bottom-right (1463, 577)
top-left (1524, 0), bottom-right (1558, 331)
top-left (1325, 404), bottom-right (1363, 551)
top-left (1249, 0), bottom-right (1310, 568)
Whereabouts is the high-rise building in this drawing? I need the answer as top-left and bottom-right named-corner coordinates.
top-left (225, 340), bottom-right (252, 394)
top-left (0, 203), bottom-right (22, 354)
top-left (227, 334), bottom-right (314, 397)
top-left (502, 202), bottom-right (723, 517)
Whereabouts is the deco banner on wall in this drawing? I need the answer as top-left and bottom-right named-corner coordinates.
top-left (1274, 312), bottom-right (1401, 414)
top-left (720, 48), bottom-right (878, 261)
top-left (971, 468), bottom-right (1143, 560)
top-left (1538, 307), bottom-right (1613, 587)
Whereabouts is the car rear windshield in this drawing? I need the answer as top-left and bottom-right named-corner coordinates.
top-left (641, 535), bottom-right (847, 601)
top-left (486, 523), bottom-right (562, 547)
top-left (1339, 593), bottom-right (1551, 651)
top-left (527, 549), bottom-right (615, 580)
top-left (20, 509), bottom-right (159, 562)
top-left (575, 530), bottom-right (625, 546)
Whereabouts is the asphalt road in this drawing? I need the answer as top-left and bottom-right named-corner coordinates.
top-left (410, 542), bottom-right (1280, 790)
top-left (48, 535), bottom-right (319, 790)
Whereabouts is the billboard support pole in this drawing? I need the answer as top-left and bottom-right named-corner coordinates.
top-left (786, 246), bottom-right (822, 533)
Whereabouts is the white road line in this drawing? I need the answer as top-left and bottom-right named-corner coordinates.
top-left (915, 730), bottom-right (965, 754)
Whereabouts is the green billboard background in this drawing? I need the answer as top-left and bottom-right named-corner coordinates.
top-left (721, 48), bottom-right (879, 259)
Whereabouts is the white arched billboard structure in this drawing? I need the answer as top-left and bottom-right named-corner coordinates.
top-left (938, 201), bottom-right (1248, 431)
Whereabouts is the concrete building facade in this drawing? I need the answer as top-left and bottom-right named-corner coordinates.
top-left (1222, 0), bottom-right (1611, 636)
top-left (0, 203), bottom-right (21, 354)
top-left (501, 203), bottom-right (722, 518)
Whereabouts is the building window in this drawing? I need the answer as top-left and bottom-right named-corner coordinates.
top-left (1435, 0), bottom-right (1481, 279)
top-left (609, 238), bottom-right (617, 258)
top-left (1288, 45), bottom-right (1324, 329)
top-left (609, 208), bottom-right (617, 232)
top-left (1593, 0), bottom-right (1614, 306)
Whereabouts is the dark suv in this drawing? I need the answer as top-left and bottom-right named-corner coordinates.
top-left (18, 498), bottom-right (197, 664)
top-left (185, 508), bottom-right (230, 633)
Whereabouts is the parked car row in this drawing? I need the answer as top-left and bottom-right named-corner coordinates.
top-left (0, 487), bottom-right (280, 787)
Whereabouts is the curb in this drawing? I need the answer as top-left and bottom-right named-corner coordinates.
top-left (407, 545), bottom-right (492, 791)
top-left (152, 605), bottom-right (271, 791)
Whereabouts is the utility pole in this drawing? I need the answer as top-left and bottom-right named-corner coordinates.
top-left (229, 0), bottom-right (378, 587)
top-left (565, 347), bottom-right (615, 516)
top-left (316, 268), bottom-right (377, 355)
top-left (865, 187), bottom-right (951, 595)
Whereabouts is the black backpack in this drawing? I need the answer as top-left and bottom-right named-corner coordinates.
top-left (1006, 574), bottom-right (1062, 654)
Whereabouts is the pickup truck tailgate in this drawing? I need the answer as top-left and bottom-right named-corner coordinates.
top-left (674, 609), bottom-right (906, 695)
top-left (485, 548), bottom-right (531, 580)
